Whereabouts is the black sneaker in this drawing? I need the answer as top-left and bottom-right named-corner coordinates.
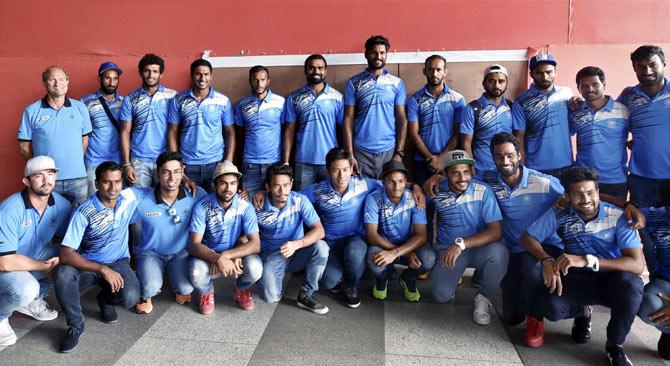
top-left (606, 344), bottom-right (633, 366)
top-left (297, 294), bottom-right (329, 315)
top-left (59, 326), bottom-right (85, 353)
top-left (344, 287), bottom-right (361, 308)
top-left (471, 269), bottom-right (481, 288)
top-left (97, 293), bottom-right (117, 324)
top-left (571, 314), bottom-right (592, 343)
top-left (328, 283), bottom-right (342, 294)
top-left (658, 333), bottom-right (670, 360)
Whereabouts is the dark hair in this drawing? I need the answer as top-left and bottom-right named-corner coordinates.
top-left (489, 132), bottom-right (520, 156)
top-left (265, 163), bottom-right (293, 185)
top-left (95, 161), bottom-right (122, 181)
top-left (424, 54), bottom-right (446, 68)
top-left (190, 59), bottom-right (212, 75)
top-left (41, 66), bottom-right (69, 83)
top-left (631, 45), bottom-right (665, 64)
top-left (364, 35), bottom-right (390, 52)
top-left (325, 147), bottom-right (352, 171)
top-left (304, 54), bottom-right (327, 69)
top-left (138, 53), bottom-right (165, 74)
top-left (575, 66), bottom-right (605, 85)
top-left (156, 151), bottom-right (183, 168)
top-left (249, 65), bottom-right (269, 79)
top-left (560, 167), bottom-right (599, 194)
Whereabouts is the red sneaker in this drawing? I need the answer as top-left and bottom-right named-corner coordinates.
top-left (523, 316), bottom-right (545, 348)
top-left (234, 287), bottom-right (254, 311)
top-left (198, 291), bottom-right (215, 315)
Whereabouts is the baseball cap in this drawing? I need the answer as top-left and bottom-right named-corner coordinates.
top-left (212, 161), bottom-right (242, 182)
top-left (484, 64), bottom-right (508, 79)
top-left (98, 61), bottom-right (123, 76)
top-left (443, 150), bottom-right (475, 169)
top-left (529, 54), bottom-right (557, 70)
top-left (381, 159), bottom-right (409, 179)
top-left (24, 155), bottom-right (59, 177)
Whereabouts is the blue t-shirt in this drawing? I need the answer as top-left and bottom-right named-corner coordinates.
top-left (132, 186), bottom-right (207, 256)
top-left (641, 207), bottom-right (670, 280)
top-left (617, 78), bottom-right (670, 179)
top-left (81, 91), bottom-right (124, 166)
top-left (569, 97), bottom-right (629, 184)
top-left (18, 97), bottom-right (93, 180)
top-left (235, 90), bottom-right (286, 164)
top-left (460, 94), bottom-right (513, 173)
top-left (119, 85), bottom-right (177, 162)
top-left (407, 84), bottom-right (465, 161)
top-left (303, 176), bottom-right (382, 241)
top-left (61, 188), bottom-right (147, 263)
top-left (285, 83), bottom-right (344, 165)
top-left (256, 191), bottom-right (321, 251)
top-left (512, 84), bottom-right (573, 170)
top-left (364, 189), bottom-right (427, 246)
top-left (189, 193), bottom-right (259, 253)
top-left (481, 167), bottom-right (564, 253)
top-left (432, 179), bottom-right (502, 249)
top-left (168, 87), bottom-right (235, 165)
top-left (527, 201), bottom-right (641, 258)
top-left (344, 69), bottom-right (407, 153)
top-left (0, 190), bottom-right (71, 260)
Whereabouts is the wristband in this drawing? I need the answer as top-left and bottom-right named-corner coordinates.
top-left (541, 256), bottom-right (554, 264)
top-left (121, 162), bottom-right (132, 168)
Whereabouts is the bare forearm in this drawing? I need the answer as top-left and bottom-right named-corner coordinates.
top-left (367, 231), bottom-right (398, 251)
top-left (120, 123), bottom-right (132, 163)
top-left (222, 235), bottom-right (261, 259)
top-left (18, 142), bottom-right (32, 160)
top-left (519, 233), bottom-right (552, 261)
top-left (409, 125), bottom-right (433, 159)
top-left (299, 223), bottom-right (325, 247)
top-left (0, 253), bottom-right (49, 272)
top-left (282, 123), bottom-right (295, 164)
top-left (395, 114), bottom-right (408, 151)
top-left (167, 124), bottom-right (179, 152)
top-left (463, 222), bottom-right (501, 249)
top-left (397, 231), bottom-right (427, 256)
top-left (189, 242), bottom-right (221, 264)
top-left (59, 247), bottom-right (105, 274)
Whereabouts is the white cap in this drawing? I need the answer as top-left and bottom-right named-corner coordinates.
top-left (24, 155), bottom-right (59, 177)
top-left (212, 161), bottom-right (242, 181)
top-left (484, 64), bottom-right (509, 79)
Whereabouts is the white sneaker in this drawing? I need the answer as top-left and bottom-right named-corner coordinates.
top-left (0, 318), bottom-right (17, 346)
top-left (473, 293), bottom-right (492, 326)
top-left (16, 298), bottom-right (58, 321)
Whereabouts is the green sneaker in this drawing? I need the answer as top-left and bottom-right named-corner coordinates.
top-left (372, 279), bottom-right (388, 300)
top-left (399, 274), bottom-right (421, 302)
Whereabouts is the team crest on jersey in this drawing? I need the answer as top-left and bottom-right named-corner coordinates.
top-left (110, 101), bottom-right (122, 109)
top-left (21, 219), bottom-right (33, 229)
top-left (90, 104), bottom-right (104, 113)
top-left (136, 97), bottom-right (149, 108)
top-left (183, 100), bottom-right (197, 111)
top-left (38, 115), bottom-right (50, 122)
top-left (567, 222), bottom-right (584, 233)
top-left (144, 212), bottom-right (161, 217)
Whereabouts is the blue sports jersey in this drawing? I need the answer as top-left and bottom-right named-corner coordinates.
top-left (364, 189), bottom-right (427, 246)
top-left (235, 90), bottom-right (285, 164)
top-left (256, 191), bottom-right (321, 251)
top-left (82, 91), bottom-right (123, 166)
top-left (641, 207), bottom-right (670, 280)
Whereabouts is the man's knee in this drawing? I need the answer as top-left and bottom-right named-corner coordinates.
top-left (189, 259), bottom-right (211, 286)
top-left (54, 264), bottom-right (80, 287)
top-left (244, 255), bottom-right (263, 283)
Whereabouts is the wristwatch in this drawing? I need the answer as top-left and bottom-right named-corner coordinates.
top-left (585, 254), bottom-right (599, 272)
top-left (454, 237), bottom-right (465, 250)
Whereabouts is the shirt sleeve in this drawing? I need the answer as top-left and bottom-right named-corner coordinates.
top-left (0, 204), bottom-right (21, 254)
top-left (344, 79), bottom-right (356, 106)
top-left (406, 95), bottom-right (419, 123)
top-left (55, 199), bottom-right (73, 239)
top-left (548, 175), bottom-right (565, 197)
top-left (119, 94), bottom-right (133, 123)
top-left (394, 79), bottom-right (407, 106)
top-left (511, 99), bottom-right (527, 131)
top-left (61, 209), bottom-right (89, 251)
top-left (411, 203), bottom-right (428, 225)
top-left (284, 94), bottom-right (297, 124)
top-left (365, 178), bottom-right (384, 194)
top-left (79, 103), bottom-right (93, 135)
top-left (300, 195), bottom-right (321, 227)
top-left (167, 97), bottom-right (180, 125)
top-left (189, 201), bottom-right (206, 234)
top-left (301, 184), bottom-right (316, 203)
top-left (459, 104), bottom-right (475, 135)
top-left (615, 214), bottom-right (642, 250)
top-left (363, 194), bottom-right (380, 225)
top-left (18, 108), bottom-right (33, 141)
top-left (242, 204), bottom-right (259, 235)
top-left (481, 186), bottom-right (503, 223)
top-left (222, 98), bottom-right (235, 126)
top-left (234, 102), bottom-right (244, 127)
top-left (334, 96), bottom-right (345, 125)
top-left (526, 208), bottom-right (558, 245)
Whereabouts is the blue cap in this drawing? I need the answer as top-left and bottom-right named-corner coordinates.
top-left (529, 54), bottom-right (557, 70)
top-left (98, 61), bottom-right (123, 76)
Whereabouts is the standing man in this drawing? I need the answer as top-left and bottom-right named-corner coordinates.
top-left (343, 35), bottom-right (408, 179)
top-left (120, 53), bottom-right (177, 188)
top-left (461, 65), bottom-right (514, 177)
top-left (513, 54), bottom-right (573, 178)
top-left (283, 54), bottom-right (344, 190)
top-left (235, 65), bottom-right (286, 194)
top-left (82, 62), bottom-right (125, 196)
top-left (168, 58), bottom-right (235, 191)
top-left (0, 156), bottom-right (71, 346)
top-left (18, 66), bottom-right (92, 206)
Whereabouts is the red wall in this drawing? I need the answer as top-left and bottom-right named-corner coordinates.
top-left (1, 0), bottom-right (669, 198)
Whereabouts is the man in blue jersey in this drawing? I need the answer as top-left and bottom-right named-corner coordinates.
top-left (82, 62), bottom-right (125, 196)
top-left (283, 54), bottom-right (344, 191)
top-left (236, 65), bottom-right (286, 194)
top-left (343, 35), bottom-right (408, 179)
top-left (189, 162), bottom-right (262, 314)
top-left (120, 53), bottom-right (177, 188)
top-left (461, 65), bottom-right (514, 178)
top-left (168, 59), bottom-right (235, 191)
top-left (256, 163), bottom-right (330, 314)
top-left (133, 152), bottom-right (206, 314)
top-left (519, 167), bottom-right (643, 366)
top-left (569, 66), bottom-right (629, 200)
top-left (0, 156), bottom-right (71, 347)
top-left (513, 54), bottom-right (573, 178)
top-left (54, 162), bottom-right (145, 353)
top-left (18, 66), bottom-right (92, 206)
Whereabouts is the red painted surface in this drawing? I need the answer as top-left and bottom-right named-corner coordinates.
top-left (1, 0), bottom-right (669, 197)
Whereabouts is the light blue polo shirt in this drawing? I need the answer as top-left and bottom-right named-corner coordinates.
top-left (641, 207), bottom-right (670, 280)
top-left (526, 201), bottom-right (641, 258)
top-left (0, 190), bottom-right (71, 260)
top-left (81, 91), bottom-right (124, 166)
top-left (303, 176), bottom-right (382, 241)
top-left (235, 90), bottom-right (286, 164)
top-left (407, 84), bottom-right (465, 161)
top-left (168, 87), bottom-right (235, 165)
top-left (617, 78), bottom-right (670, 179)
top-left (460, 94), bottom-right (514, 173)
top-left (256, 191), bottom-right (321, 251)
top-left (18, 97), bottom-right (93, 180)
top-left (285, 83), bottom-right (344, 165)
top-left (132, 186), bottom-right (206, 256)
top-left (482, 167), bottom-right (564, 253)
top-left (119, 84), bottom-right (177, 162)
top-left (189, 193), bottom-right (259, 253)
top-left (344, 69), bottom-right (407, 153)
top-left (512, 84), bottom-right (573, 171)
top-left (569, 97), bottom-right (629, 184)
top-left (61, 187), bottom-right (147, 263)
top-left (432, 179), bottom-right (502, 250)
top-left (364, 189), bottom-right (427, 246)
